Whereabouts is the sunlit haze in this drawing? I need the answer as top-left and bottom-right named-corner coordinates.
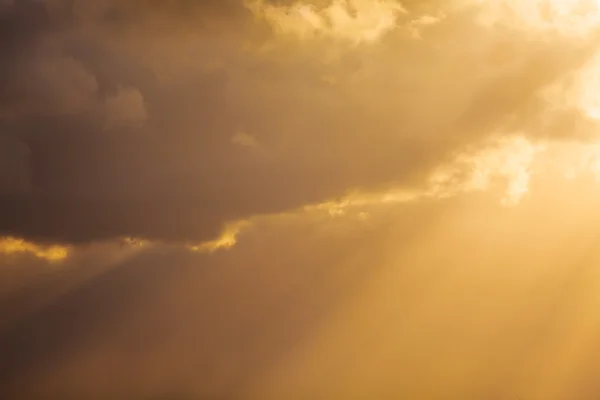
top-left (2, 0), bottom-right (600, 399)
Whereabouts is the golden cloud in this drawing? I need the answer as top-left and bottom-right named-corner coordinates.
top-left (468, 0), bottom-right (600, 37)
top-left (188, 221), bottom-right (251, 254)
top-left (0, 237), bottom-right (70, 262)
top-left (246, 0), bottom-right (407, 43)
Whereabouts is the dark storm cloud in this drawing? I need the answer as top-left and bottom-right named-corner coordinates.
top-left (0, 0), bottom-right (598, 245)
top-left (0, 134), bottom-right (30, 195)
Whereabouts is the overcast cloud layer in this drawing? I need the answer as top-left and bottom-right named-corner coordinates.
top-left (1, 0), bottom-right (599, 245)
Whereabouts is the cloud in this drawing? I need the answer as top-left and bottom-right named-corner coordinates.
top-left (247, 0), bottom-right (407, 43)
top-left (231, 129), bottom-right (261, 149)
top-left (0, 0), bottom-right (599, 248)
top-left (0, 237), bottom-right (68, 263)
top-left (1, 54), bottom-right (98, 119)
top-left (103, 86), bottom-right (147, 130)
top-left (0, 134), bottom-right (31, 195)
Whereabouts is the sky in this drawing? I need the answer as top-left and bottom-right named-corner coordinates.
top-left (3, 0), bottom-right (600, 398)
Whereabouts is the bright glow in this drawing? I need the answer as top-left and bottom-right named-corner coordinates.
top-left (0, 237), bottom-right (69, 262)
top-left (120, 237), bottom-right (150, 248)
top-left (447, 136), bottom-right (545, 206)
top-left (301, 135), bottom-right (545, 218)
top-left (568, 50), bottom-right (600, 121)
top-left (470, 0), bottom-right (600, 37)
top-left (188, 221), bottom-right (250, 254)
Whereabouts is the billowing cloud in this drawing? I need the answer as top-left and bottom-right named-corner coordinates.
top-left (247, 0), bottom-right (407, 43)
top-left (103, 86), bottom-right (146, 130)
top-left (0, 134), bottom-right (31, 195)
top-left (1, 0), bottom-right (600, 247)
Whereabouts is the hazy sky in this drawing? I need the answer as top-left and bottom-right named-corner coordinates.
top-left (3, 0), bottom-right (600, 399)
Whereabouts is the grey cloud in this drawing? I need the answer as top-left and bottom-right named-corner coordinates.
top-left (3, 55), bottom-right (98, 118)
top-left (0, 0), bottom-right (598, 245)
top-left (104, 86), bottom-right (146, 130)
top-left (0, 134), bottom-right (31, 195)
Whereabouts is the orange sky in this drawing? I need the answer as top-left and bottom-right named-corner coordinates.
top-left (2, 1), bottom-right (600, 399)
